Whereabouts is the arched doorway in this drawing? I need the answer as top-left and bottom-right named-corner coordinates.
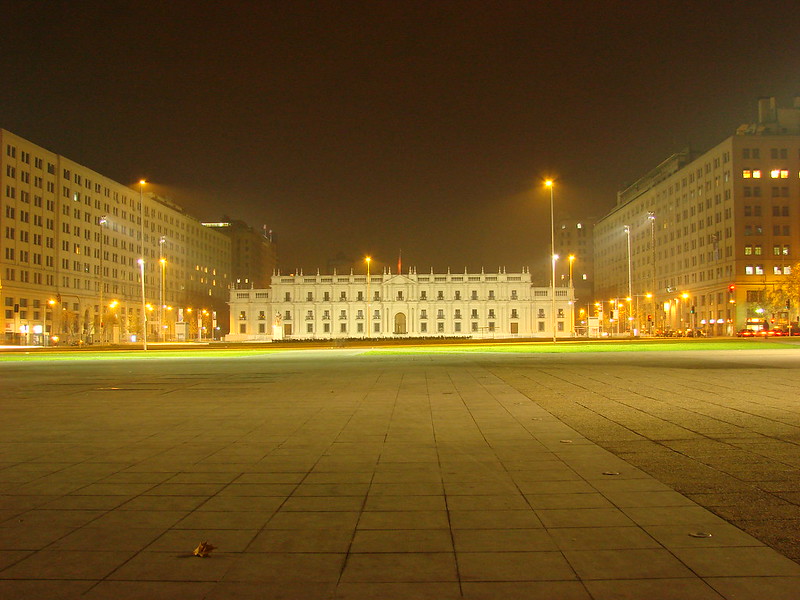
top-left (394, 312), bottom-right (407, 335)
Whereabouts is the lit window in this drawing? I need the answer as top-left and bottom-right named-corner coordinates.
top-left (743, 170), bottom-right (751, 178)
top-left (744, 245), bottom-right (752, 255)
top-left (770, 169), bottom-right (781, 179)
top-left (781, 170), bottom-right (789, 178)
top-left (745, 265), bottom-right (754, 275)
top-left (774, 266), bottom-right (782, 275)
top-left (753, 170), bottom-right (762, 178)
top-left (755, 265), bottom-right (764, 275)
top-left (785, 265), bottom-right (792, 274)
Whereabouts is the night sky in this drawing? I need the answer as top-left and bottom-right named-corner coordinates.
top-left (3, 1), bottom-right (800, 276)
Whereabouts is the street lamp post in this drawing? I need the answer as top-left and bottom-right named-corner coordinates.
top-left (648, 211), bottom-right (656, 330)
top-left (159, 235), bottom-right (166, 342)
top-left (365, 256), bottom-right (371, 339)
top-left (624, 225), bottom-right (633, 337)
top-left (99, 215), bottom-right (107, 344)
top-left (138, 180), bottom-right (148, 350)
top-left (568, 254), bottom-right (575, 336)
top-left (545, 180), bottom-right (557, 343)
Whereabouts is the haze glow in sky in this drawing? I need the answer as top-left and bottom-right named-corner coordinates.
top-left (3, 1), bottom-right (800, 276)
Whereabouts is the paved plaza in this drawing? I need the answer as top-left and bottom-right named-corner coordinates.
top-left (0, 346), bottom-right (799, 599)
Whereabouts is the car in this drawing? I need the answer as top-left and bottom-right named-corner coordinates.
top-left (736, 329), bottom-right (755, 337)
top-left (755, 328), bottom-right (784, 337)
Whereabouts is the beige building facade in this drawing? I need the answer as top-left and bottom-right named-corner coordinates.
top-left (594, 98), bottom-right (800, 335)
top-left (1, 129), bottom-right (232, 344)
top-left (227, 267), bottom-right (574, 341)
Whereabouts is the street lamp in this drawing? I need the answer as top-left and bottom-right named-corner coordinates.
top-left (99, 215), bottom-right (107, 344)
top-left (365, 256), bottom-right (371, 339)
top-left (568, 254), bottom-right (575, 336)
top-left (545, 179), bottom-right (557, 343)
top-left (624, 225), bottom-right (633, 337)
top-left (138, 179), bottom-right (148, 350)
top-left (159, 235), bottom-right (166, 342)
top-left (648, 211), bottom-right (656, 329)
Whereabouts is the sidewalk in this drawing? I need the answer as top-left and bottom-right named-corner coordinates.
top-left (0, 350), bottom-right (798, 599)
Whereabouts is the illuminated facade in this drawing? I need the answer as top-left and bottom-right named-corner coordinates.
top-left (227, 267), bottom-right (574, 341)
top-left (594, 97), bottom-right (800, 335)
top-left (0, 129), bottom-right (231, 344)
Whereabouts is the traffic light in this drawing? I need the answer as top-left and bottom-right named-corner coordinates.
top-left (647, 314), bottom-right (653, 322)
top-left (56, 293), bottom-right (62, 303)
top-left (690, 306), bottom-right (696, 314)
top-left (728, 284), bottom-right (735, 293)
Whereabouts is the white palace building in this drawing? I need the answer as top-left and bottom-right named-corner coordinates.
top-left (226, 267), bottom-right (575, 341)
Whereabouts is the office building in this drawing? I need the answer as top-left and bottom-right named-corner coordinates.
top-left (594, 97), bottom-right (800, 335)
top-left (1, 129), bottom-right (232, 344)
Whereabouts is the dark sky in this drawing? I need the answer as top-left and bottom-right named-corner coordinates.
top-left (3, 1), bottom-right (800, 275)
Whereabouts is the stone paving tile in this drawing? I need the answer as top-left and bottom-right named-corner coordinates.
top-left (357, 510), bottom-right (450, 530)
top-left (247, 528), bottom-right (353, 553)
top-left (525, 492), bottom-right (615, 509)
top-left (2, 549), bottom-right (136, 580)
top-left (0, 580), bottom-right (93, 599)
top-left (108, 550), bottom-right (238, 581)
top-left (537, 507), bottom-right (636, 528)
top-left (445, 494), bottom-right (529, 511)
top-left (704, 576), bottom-right (800, 600)
top-left (147, 528), bottom-right (257, 553)
top-left (368, 482), bottom-right (444, 495)
top-left (206, 581), bottom-right (338, 599)
top-left (351, 529), bottom-right (454, 553)
top-left (335, 582), bottom-right (461, 599)
top-left (363, 494), bottom-right (446, 511)
top-left (671, 546), bottom-right (800, 577)
top-left (582, 578), bottom-right (726, 600)
top-left (564, 548), bottom-right (696, 579)
top-left (621, 504), bottom-right (734, 526)
top-left (643, 522), bottom-right (768, 548)
top-left (47, 526), bottom-right (163, 551)
top-left (548, 526), bottom-right (662, 551)
top-left (461, 581), bottom-right (592, 599)
top-left (174, 510), bottom-right (274, 529)
top-left (198, 495), bottom-right (283, 512)
top-left (453, 528), bottom-right (558, 552)
top-left (263, 511), bottom-right (360, 530)
top-left (84, 581), bottom-right (217, 599)
top-left (0, 525), bottom-right (74, 549)
top-left (223, 552), bottom-right (346, 582)
top-left (457, 550), bottom-right (577, 581)
top-left (341, 552), bottom-right (458, 582)
top-left (449, 509), bottom-right (544, 529)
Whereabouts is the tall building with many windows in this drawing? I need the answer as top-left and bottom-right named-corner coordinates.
top-left (1, 129), bottom-right (232, 344)
top-left (594, 98), bottom-right (800, 335)
top-left (202, 220), bottom-right (277, 289)
top-left (555, 216), bottom-right (596, 330)
top-left (227, 267), bottom-right (574, 341)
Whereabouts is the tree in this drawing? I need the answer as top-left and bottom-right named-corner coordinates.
top-left (765, 261), bottom-right (800, 326)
